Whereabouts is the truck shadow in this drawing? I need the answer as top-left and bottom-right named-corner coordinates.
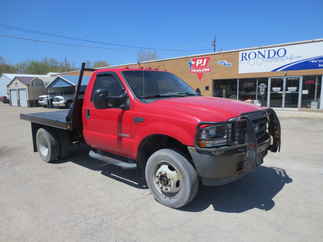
top-left (64, 148), bottom-right (145, 189)
top-left (181, 166), bottom-right (292, 213)
top-left (63, 148), bottom-right (292, 213)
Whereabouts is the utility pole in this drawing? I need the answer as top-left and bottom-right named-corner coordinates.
top-left (211, 35), bottom-right (216, 53)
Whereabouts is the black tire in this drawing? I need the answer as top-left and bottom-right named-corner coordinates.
top-left (36, 128), bottom-right (59, 163)
top-left (145, 149), bottom-right (199, 208)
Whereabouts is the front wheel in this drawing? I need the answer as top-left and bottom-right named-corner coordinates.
top-left (145, 149), bottom-right (199, 208)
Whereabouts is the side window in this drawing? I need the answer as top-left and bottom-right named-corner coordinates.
top-left (91, 74), bottom-right (123, 100)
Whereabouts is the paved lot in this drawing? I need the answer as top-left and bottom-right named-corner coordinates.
top-left (0, 103), bottom-right (322, 242)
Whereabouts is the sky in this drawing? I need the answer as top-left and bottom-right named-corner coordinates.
top-left (1, 0), bottom-right (323, 67)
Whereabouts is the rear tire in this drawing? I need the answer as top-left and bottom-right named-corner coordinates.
top-left (145, 149), bottom-right (199, 208)
top-left (36, 128), bottom-right (59, 162)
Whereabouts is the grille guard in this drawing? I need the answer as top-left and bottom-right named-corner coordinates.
top-left (195, 108), bottom-right (281, 153)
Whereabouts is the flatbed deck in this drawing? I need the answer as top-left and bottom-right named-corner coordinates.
top-left (20, 110), bottom-right (71, 130)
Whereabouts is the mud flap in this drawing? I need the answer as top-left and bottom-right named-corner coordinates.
top-left (266, 108), bottom-right (281, 152)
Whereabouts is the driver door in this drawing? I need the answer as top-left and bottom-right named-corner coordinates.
top-left (83, 73), bottom-right (127, 154)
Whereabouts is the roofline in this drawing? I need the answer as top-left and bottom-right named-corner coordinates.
top-left (59, 38), bottom-right (323, 74)
top-left (6, 76), bottom-right (40, 88)
top-left (45, 75), bottom-right (75, 88)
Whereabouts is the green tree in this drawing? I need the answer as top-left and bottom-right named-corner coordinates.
top-left (15, 58), bottom-right (75, 74)
top-left (0, 56), bottom-right (17, 75)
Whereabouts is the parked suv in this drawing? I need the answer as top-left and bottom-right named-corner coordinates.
top-left (52, 95), bottom-right (74, 109)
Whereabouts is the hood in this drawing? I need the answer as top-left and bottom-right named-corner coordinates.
top-left (146, 96), bottom-right (264, 122)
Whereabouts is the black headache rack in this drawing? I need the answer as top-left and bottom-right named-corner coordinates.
top-left (65, 63), bottom-right (96, 131)
top-left (20, 63), bottom-right (96, 132)
top-left (195, 108), bottom-right (281, 154)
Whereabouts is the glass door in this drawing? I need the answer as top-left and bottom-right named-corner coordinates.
top-left (284, 77), bottom-right (300, 108)
top-left (270, 77), bottom-right (284, 107)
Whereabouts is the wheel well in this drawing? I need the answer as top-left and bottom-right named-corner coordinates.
top-left (137, 134), bottom-right (193, 172)
top-left (31, 123), bottom-right (74, 156)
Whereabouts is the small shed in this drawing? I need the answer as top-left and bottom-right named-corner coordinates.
top-left (7, 76), bottom-right (47, 107)
top-left (46, 75), bottom-right (90, 97)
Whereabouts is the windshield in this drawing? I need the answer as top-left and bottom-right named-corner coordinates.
top-left (122, 71), bottom-right (197, 100)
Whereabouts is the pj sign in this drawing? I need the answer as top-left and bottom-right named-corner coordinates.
top-left (189, 57), bottom-right (211, 80)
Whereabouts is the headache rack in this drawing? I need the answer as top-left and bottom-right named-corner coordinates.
top-left (65, 63), bottom-right (97, 131)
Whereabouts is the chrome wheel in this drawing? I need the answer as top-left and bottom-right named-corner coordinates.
top-left (153, 162), bottom-right (182, 195)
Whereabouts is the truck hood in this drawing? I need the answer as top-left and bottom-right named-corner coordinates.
top-left (147, 96), bottom-right (263, 122)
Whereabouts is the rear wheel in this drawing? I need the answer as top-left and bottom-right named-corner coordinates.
top-left (145, 149), bottom-right (199, 208)
top-left (36, 128), bottom-right (59, 162)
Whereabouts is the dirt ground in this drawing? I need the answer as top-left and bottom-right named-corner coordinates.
top-left (0, 103), bottom-right (322, 242)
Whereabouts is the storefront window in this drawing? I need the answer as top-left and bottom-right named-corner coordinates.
top-left (239, 78), bottom-right (268, 107)
top-left (301, 76), bottom-right (321, 108)
top-left (213, 79), bottom-right (237, 99)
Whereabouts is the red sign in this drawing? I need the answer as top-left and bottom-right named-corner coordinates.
top-left (189, 57), bottom-right (211, 81)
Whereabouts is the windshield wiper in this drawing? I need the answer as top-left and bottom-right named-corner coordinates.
top-left (140, 92), bottom-right (197, 99)
top-left (171, 92), bottom-right (197, 96)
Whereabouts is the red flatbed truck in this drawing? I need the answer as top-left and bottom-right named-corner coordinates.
top-left (21, 63), bottom-right (281, 208)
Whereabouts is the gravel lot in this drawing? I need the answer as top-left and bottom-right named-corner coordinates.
top-left (1, 103), bottom-right (322, 242)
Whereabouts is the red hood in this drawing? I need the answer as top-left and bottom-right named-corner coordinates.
top-left (145, 96), bottom-right (263, 122)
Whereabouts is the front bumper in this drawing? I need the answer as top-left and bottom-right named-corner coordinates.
top-left (188, 139), bottom-right (270, 186)
top-left (52, 101), bottom-right (66, 107)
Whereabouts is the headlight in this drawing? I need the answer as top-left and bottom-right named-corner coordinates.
top-left (197, 123), bottom-right (231, 148)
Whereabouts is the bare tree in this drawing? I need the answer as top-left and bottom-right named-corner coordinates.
top-left (137, 49), bottom-right (158, 63)
top-left (93, 60), bottom-right (109, 68)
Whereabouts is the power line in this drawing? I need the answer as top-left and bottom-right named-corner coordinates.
top-left (0, 34), bottom-right (117, 51)
top-left (0, 23), bottom-right (210, 52)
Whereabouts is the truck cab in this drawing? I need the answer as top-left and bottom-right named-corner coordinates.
top-left (21, 63), bottom-right (281, 208)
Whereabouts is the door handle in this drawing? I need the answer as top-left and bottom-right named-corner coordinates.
top-left (86, 109), bottom-right (90, 119)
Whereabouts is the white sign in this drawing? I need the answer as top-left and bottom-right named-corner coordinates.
top-left (239, 41), bottom-right (323, 73)
top-left (272, 87), bottom-right (281, 92)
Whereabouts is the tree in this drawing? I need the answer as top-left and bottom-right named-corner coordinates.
top-left (93, 60), bottom-right (109, 68)
top-left (14, 58), bottom-right (75, 74)
top-left (137, 49), bottom-right (158, 63)
top-left (0, 56), bottom-right (17, 75)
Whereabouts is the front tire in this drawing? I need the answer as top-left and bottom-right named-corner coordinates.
top-left (36, 128), bottom-right (59, 162)
top-left (145, 149), bottom-right (199, 208)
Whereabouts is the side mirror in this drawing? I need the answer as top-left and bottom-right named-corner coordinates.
top-left (93, 89), bottom-right (109, 109)
top-left (93, 89), bottom-right (129, 109)
top-left (106, 92), bottom-right (129, 109)
top-left (195, 88), bottom-right (202, 96)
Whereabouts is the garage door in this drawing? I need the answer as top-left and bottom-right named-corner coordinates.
top-left (10, 89), bottom-right (18, 106)
top-left (19, 89), bottom-right (28, 107)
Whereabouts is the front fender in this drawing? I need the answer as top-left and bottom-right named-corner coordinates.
top-left (136, 121), bottom-right (195, 149)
